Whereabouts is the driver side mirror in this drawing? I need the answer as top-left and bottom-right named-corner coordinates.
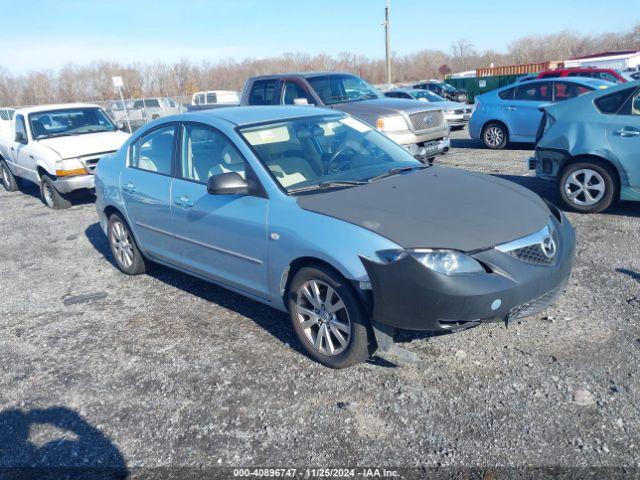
top-left (633, 95), bottom-right (640, 112)
top-left (15, 132), bottom-right (27, 144)
top-left (207, 172), bottom-right (248, 195)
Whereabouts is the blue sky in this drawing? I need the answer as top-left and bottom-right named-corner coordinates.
top-left (1, 0), bottom-right (638, 73)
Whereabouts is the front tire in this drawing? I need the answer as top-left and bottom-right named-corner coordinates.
top-left (108, 213), bottom-right (146, 275)
top-left (559, 161), bottom-right (616, 213)
top-left (287, 266), bottom-right (372, 368)
top-left (482, 122), bottom-right (508, 149)
top-left (40, 175), bottom-right (71, 209)
top-left (1, 160), bottom-right (20, 192)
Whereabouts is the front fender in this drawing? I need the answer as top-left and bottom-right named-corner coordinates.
top-left (267, 198), bottom-right (401, 311)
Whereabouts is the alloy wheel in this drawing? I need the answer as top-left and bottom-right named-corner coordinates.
top-left (564, 168), bottom-right (605, 207)
top-left (110, 220), bottom-right (135, 269)
top-left (484, 126), bottom-right (504, 147)
top-left (295, 279), bottom-right (351, 356)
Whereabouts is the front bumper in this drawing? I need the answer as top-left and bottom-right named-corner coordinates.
top-left (53, 174), bottom-right (95, 194)
top-left (402, 137), bottom-right (450, 160)
top-left (361, 215), bottom-right (575, 332)
top-left (445, 113), bottom-right (471, 127)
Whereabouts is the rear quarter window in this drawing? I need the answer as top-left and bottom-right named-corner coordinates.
top-left (595, 88), bottom-right (637, 114)
top-left (499, 88), bottom-right (515, 100)
top-left (249, 79), bottom-right (277, 105)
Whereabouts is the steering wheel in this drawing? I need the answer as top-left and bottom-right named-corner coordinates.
top-left (326, 147), bottom-right (357, 173)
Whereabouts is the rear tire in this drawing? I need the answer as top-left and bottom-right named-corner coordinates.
top-left (482, 122), bottom-right (508, 149)
top-left (108, 213), bottom-right (147, 275)
top-left (40, 175), bottom-right (71, 209)
top-left (1, 160), bottom-right (20, 192)
top-left (558, 161), bottom-right (616, 213)
top-left (287, 266), bottom-right (372, 368)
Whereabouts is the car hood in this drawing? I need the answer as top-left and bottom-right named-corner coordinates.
top-left (297, 166), bottom-right (551, 252)
top-left (334, 97), bottom-right (443, 116)
top-left (38, 130), bottom-right (130, 159)
top-left (434, 100), bottom-right (469, 110)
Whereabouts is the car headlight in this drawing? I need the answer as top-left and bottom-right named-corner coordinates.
top-left (376, 115), bottom-right (409, 132)
top-left (377, 249), bottom-right (484, 275)
top-left (55, 158), bottom-right (88, 177)
top-left (444, 109), bottom-right (456, 115)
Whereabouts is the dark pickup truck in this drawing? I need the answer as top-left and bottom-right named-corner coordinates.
top-left (240, 72), bottom-right (450, 161)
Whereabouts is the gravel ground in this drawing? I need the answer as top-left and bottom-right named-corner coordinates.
top-left (0, 129), bottom-right (639, 476)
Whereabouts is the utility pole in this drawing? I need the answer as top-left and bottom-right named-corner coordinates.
top-left (384, 0), bottom-right (392, 87)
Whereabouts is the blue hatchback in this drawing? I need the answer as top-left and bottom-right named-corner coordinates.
top-left (531, 80), bottom-right (640, 213)
top-left (469, 78), bottom-right (611, 149)
top-left (94, 107), bottom-right (575, 368)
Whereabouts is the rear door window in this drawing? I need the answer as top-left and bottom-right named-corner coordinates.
top-left (205, 93), bottom-right (217, 104)
top-left (596, 72), bottom-right (619, 83)
top-left (144, 99), bottom-right (160, 108)
top-left (248, 79), bottom-right (277, 105)
top-left (282, 81), bottom-right (315, 105)
top-left (131, 125), bottom-right (176, 175)
top-left (553, 82), bottom-right (592, 101)
top-left (514, 83), bottom-right (552, 101)
top-left (595, 88), bottom-right (637, 114)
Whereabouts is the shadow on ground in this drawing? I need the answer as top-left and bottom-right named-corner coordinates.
top-left (495, 174), bottom-right (640, 218)
top-left (84, 223), bottom-right (301, 356)
top-left (450, 138), bottom-right (534, 151)
top-left (3, 178), bottom-right (95, 208)
top-left (0, 406), bottom-right (128, 479)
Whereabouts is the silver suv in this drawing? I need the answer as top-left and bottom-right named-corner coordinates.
top-left (241, 72), bottom-right (450, 161)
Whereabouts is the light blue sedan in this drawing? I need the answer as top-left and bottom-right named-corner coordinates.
top-left (469, 78), bottom-right (611, 149)
top-left (94, 107), bottom-right (575, 368)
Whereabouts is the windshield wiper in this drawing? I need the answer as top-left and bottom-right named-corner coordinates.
top-left (288, 180), bottom-right (368, 194)
top-left (367, 164), bottom-right (429, 183)
top-left (37, 132), bottom-right (79, 139)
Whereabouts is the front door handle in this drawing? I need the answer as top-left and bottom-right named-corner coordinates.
top-left (174, 195), bottom-right (194, 208)
top-left (614, 127), bottom-right (640, 137)
top-left (122, 182), bottom-right (136, 193)
top-left (506, 106), bottom-right (518, 111)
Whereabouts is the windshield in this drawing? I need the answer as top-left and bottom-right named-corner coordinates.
top-left (240, 114), bottom-right (421, 193)
top-left (307, 74), bottom-right (382, 105)
top-left (440, 83), bottom-right (456, 93)
top-left (619, 71), bottom-right (635, 82)
top-left (412, 90), bottom-right (445, 102)
top-left (29, 107), bottom-right (117, 140)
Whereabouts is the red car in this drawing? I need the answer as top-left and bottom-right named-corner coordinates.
top-left (537, 68), bottom-right (629, 84)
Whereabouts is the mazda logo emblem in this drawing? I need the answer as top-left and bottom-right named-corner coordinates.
top-left (424, 115), bottom-right (433, 125)
top-left (541, 235), bottom-right (557, 259)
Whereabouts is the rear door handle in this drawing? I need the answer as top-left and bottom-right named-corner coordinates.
top-left (614, 127), bottom-right (640, 137)
top-left (174, 195), bottom-right (194, 208)
top-left (506, 106), bottom-right (518, 111)
top-left (122, 182), bottom-right (136, 193)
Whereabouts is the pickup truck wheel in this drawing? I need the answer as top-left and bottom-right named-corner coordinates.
top-left (1, 160), bottom-right (20, 192)
top-left (40, 175), bottom-right (71, 210)
top-left (482, 122), bottom-right (508, 149)
top-left (559, 161), bottom-right (616, 213)
top-left (288, 266), bottom-right (372, 368)
top-left (108, 213), bottom-right (146, 275)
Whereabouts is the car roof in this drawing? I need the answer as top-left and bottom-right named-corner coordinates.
top-left (249, 72), bottom-right (355, 80)
top-left (176, 106), bottom-right (341, 127)
top-left (387, 87), bottom-right (426, 94)
top-left (16, 103), bottom-right (102, 115)
top-left (500, 77), bottom-right (612, 90)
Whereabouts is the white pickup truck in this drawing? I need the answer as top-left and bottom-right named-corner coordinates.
top-left (0, 103), bottom-right (129, 209)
